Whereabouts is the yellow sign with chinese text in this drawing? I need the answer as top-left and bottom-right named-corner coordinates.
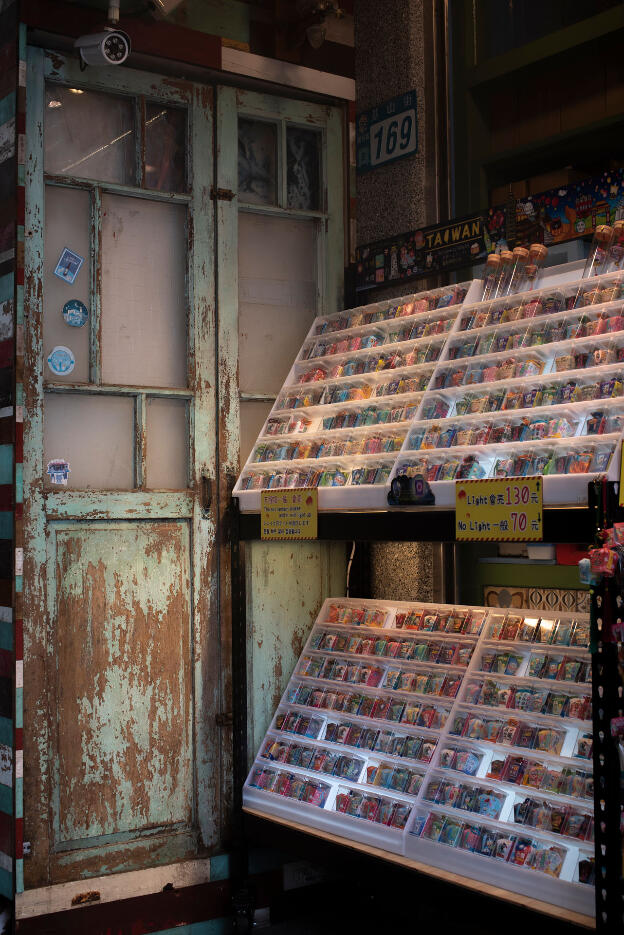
top-left (455, 476), bottom-right (543, 541)
top-left (261, 489), bottom-right (318, 540)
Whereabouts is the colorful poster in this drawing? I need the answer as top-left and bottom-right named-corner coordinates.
top-left (514, 168), bottom-right (624, 247)
top-left (356, 214), bottom-right (489, 292)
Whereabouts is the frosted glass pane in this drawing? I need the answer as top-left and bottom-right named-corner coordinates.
top-left (287, 126), bottom-right (321, 211)
top-left (44, 394), bottom-right (134, 490)
top-left (44, 185), bottom-right (90, 384)
top-left (101, 194), bottom-right (187, 388)
top-left (238, 118), bottom-right (277, 205)
top-left (145, 397), bottom-right (189, 489)
top-left (145, 104), bottom-right (187, 192)
top-left (45, 84), bottom-right (135, 185)
top-left (238, 213), bottom-right (317, 395)
top-left (240, 400), bottom-right (273, 468)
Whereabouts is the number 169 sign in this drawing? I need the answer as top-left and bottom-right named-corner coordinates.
top-left (357, 91), bottom-right (418, 173)
top-left (455, 477), bottom-right (543, 542)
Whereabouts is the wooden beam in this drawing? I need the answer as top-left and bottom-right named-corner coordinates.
top-left (221, 45), bottom-right (355, 100)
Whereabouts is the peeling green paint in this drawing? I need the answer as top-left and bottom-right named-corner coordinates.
top-left (209, 853), bottom-right (230, 881)
top-left (0, 275), bottom-right (13, 304)
top-left (0, 867), bottom-right (12, 900)
top-left (0, 513), bottom-right (12, 540)
top-left (0, 785), bottom-right (11, 816)
top-left (0, 623), bottom-right (12, 652)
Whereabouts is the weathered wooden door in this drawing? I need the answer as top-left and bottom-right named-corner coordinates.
top-left (23, 50), bottom-right (220, 885)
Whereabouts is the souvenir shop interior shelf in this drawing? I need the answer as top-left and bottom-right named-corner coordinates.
top-left (389, 265), bottom-right (624, 506)
top-left (233, 280), bottom-right (480, 510)
top-left (234, 258), bottom-right (624, 511)
top-left (244, 599), bottom-right (594, 918)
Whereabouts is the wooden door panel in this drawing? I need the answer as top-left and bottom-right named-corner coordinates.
top-left (51, 522), bottom-right (192, 848)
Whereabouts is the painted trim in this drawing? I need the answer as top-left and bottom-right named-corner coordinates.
top-left (15, 857), bottom-right (212, 919)
top-left (221, 47), bottom-right (355, 101)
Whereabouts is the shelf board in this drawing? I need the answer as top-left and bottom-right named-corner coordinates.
top-left (236, 506), bottom-right (594, 543)
top-left (466, 7), bottom-right (624, 90)
top-left (244, 806), bottom-right (595, 929)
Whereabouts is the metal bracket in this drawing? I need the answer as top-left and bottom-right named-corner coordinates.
top-left (210, 186), bottom-right (236, 201)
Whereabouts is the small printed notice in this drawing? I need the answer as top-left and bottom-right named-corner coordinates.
top-left (261, 489), bottom-right (318, 541)
top-left (455, 477), bottom-right (543, 542)
top-left (54, 247), bottom-right (85, 285)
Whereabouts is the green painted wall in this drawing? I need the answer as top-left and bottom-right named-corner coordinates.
top-left (458, 542), bottom-right (586, 606)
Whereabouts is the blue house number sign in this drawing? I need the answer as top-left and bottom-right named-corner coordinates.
top-left (356, 91), bottom-right (418, 173)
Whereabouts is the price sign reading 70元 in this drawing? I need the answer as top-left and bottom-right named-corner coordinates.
top-left (455, 477), bottom-right (543, 542)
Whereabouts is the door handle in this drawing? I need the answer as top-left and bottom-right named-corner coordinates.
top-left (200, 474), bottom-right (212, 512)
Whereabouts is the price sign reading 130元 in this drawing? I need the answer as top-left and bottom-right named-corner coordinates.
top-left (455, 477), bottom-right (543, 542)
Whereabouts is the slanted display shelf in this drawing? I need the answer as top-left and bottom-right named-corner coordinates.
top-left (233, 261), bottom-right (624, 512)
top-left (243, 598), bottom-right (594, 920)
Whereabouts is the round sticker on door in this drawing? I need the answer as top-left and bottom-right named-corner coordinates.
top-left (47, 345), bottom-right (75, 376)
top-left (62, 299), bottom-right (88, 328)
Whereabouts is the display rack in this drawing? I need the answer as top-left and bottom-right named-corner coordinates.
top-left (391, 269), bottom-right (624, 506)
top-left (242, 598), bottom-right (594, 917)
top-left (233, 281), bottom-right (479, 510)
top-left (232, 258), bottom-right (624, 929)
top-left (234, 262), bottom-right (624, 512)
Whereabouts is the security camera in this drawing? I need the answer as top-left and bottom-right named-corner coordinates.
top-left (74, 29), bottom-right (131, 66)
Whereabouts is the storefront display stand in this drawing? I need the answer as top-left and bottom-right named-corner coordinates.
top-left (229, 492), bottom-right (605, 929)
top-left (243, 805), bottom-right (594, 929)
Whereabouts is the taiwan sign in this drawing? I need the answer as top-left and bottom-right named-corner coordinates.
top-left (356, 213), bottom-right (489, 291)
top-left (356, 91), bottom-right (418, 173)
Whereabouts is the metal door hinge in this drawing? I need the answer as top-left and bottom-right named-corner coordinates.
top-left (210, 186), bottom-right (236, 201)
top-left (216, 712), bottom-right (233, 727)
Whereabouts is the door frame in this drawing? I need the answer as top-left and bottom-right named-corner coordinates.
top-left (23, 48), bottom-right (221, 886)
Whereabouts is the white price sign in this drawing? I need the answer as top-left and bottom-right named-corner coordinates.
top-left (370, 109), bottom-right (417, 167)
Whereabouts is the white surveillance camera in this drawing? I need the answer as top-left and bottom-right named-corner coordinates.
top-left (74, 29), bottom-right (131, 66)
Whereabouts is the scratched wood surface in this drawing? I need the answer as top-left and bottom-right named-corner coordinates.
top-left (51, 521), bottom-right (193, 844)
top-left (245, 541), bottom-right (346, 765)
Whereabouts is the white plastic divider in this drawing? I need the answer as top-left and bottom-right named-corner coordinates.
top-left (234, 281), bottom-right (480, 510)
top-left (243, 598), bottom-right (594, 917)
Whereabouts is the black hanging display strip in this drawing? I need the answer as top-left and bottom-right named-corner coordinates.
top-left (589, 479), bottom-right (624, 932)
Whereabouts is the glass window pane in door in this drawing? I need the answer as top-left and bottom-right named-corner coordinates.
top-left (287, 126), bottom-right (321, 210)
top-left (145, 104), bottom-right (187, 193)
top-left (238, 212), bottom-right (317, 396)
top-left (44, 185), bottom-right (90, 384)
top-left (44, 394), bottom-right (134, 490)
top-left (101, 194), bottom-right (187, 388)
top-left (238, 118), bottom-right (277, 205)
top-left (145, 397), bottom-right (189, 489)
top-left (45, 85), bottom-right (135, 185)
